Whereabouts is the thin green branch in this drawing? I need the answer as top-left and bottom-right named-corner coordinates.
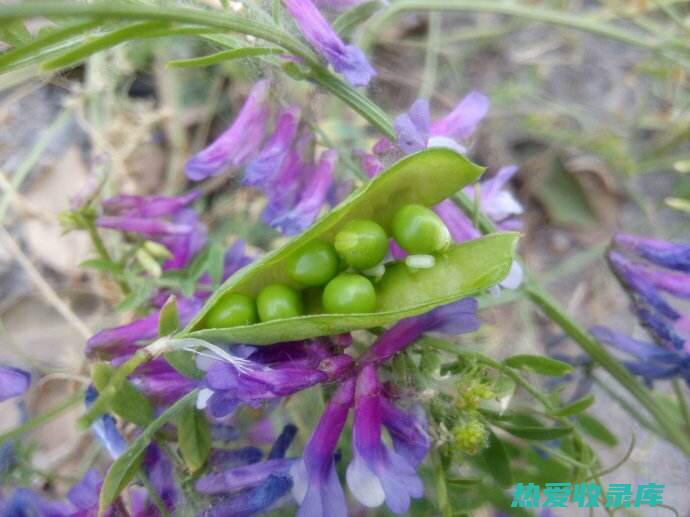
top-left (365, 0), bottom-right (659, 50)
top-left (672, 378), bottom-right (690, 430)
top-left (0, 390), bottom-right (84, 446)
top-left (0, 2), bottom-right (316, 64)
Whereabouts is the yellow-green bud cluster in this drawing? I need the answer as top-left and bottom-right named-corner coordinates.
top-left (452, 419), bottom-right (488, 455)
top-left (456, 380), bottom-right (494, 410)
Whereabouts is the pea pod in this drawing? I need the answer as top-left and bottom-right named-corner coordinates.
top-left (183, 148), bottom-right (518, 344)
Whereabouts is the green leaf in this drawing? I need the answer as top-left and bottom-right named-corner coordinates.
top-left (100, 390), bottom-right (198, 513)
top-left (551, 394), bottom-right (595, 417)
top-left (446, 477), bottom-right (482, 488)
top-left (165, 350), bottom-right (204, 380)
top-left (498, 423), bottom-right (574, 441)
top-left (167, 46), bottom-right (283, 68)
top-left (116, 282), bottom-right (154, 312)
top-left (177, 406), bottom-right (211, 472)
top-left (0, 20), bottom-right (31, 46)
top-left (80, 258), bottom-right (124, 274)
top-left (157, 298), bottom-right (204, 379)
top-left (504, 354), bottom-right (572, 377)
top-left (576, 414), bottom-right (618, 446)
top-left (479, 430), bottom-right (512, 487)
top-left (185, 149), bottom-right (519, 344)
top-left (333, 1), bottom-right (384, 38)
top-left (158, 296), bottom-right (181, 337)
top-left (91, 363), bottom-right (153, 427)
top-left (207, 241), bottom-right (225, 288)
top-left (43, 21), bottom-right (170, 70)
top-left (0, 20), bottom-right (103, 72)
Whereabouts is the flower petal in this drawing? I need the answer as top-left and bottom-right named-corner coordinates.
top-left (0, 366), bottom-right (30, 402)
top-left (185, 80), bottom-right (271, 180)
top-left (430, 90), bottom-right (489, 139)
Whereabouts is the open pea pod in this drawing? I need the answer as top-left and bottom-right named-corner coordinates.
top-left (182, 148), bottom-right (519, 344)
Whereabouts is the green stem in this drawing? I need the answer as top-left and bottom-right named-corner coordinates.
top-left (453, 192), bottom-right (690, 455)
top-left (0, 390), bottom-right (84, 446)
top-left (433, 450), bottom-right (452, 517)
top-left (672, 378), bottom-right (690, 430)
top-left (419, 12), bottom-right (441, 99)
top-left (526, 283), bottom-right (690, 456)
top-left (0, 3), bottom-right (316, 64)
top-left (85, 223), bottom-right (130, 294)
top-left (364, 0), bottom-right (659, 51)
top-left (138, 469), bottom-right (171, 517)
top-left (78, 347), bottom-right (155, 429)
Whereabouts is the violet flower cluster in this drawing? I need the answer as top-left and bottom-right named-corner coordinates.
top-left (195, 298), bottom-right (479, 516)
top-left (592, 234), bottom-right (690, 385)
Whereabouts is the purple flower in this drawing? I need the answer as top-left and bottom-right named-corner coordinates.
top-left (0, 488), bottom-right (73, 516)
top-left (186, 80), bottom-right (271, 181)
top-left (141, 445), bottom-right (179, 515)
top-left (261, 133), bottom-right (312, 225)
top-left (430, 90), bottom-right (490, 140)
top-left (243, 106), bottom-right (301, 186)
top-left (102, 191), bottom-right (199, 218)
top-left (132, 360), bottom-right (198, 405)
top-left (159, 209), bottom-right (209, 270)
top-left (0, 366), bottom-right (30, 402)
top-left (355, 150), bottom-right (384, 178)
top-left (269, 149), bottom-right (337, 235)
top-left (86, 297), bottom-right (202, 359)
top-left (592, 234), bottom-right (690, 384)
top-left (85, 386), bottom-right (128, 459)
top-left (393, 91), bottom-right (489, 154)
top-left (96, 191), bottom-right (208, 270)
top-left (201, 343), bottom-right (352, 418)
top-left (291, 378), bottom-right (354, 517)
top-left (283, 0), bottom-right (376, 87)
top-left (96, 216), bottom-right (193, 238)
top-left (591, 326), bottom-right (687, 384)
top-left (198, 425), bottom-right (297, 516)
top-left (66, 468), bottom-right (102, 514)
top-left (394, 98), bottom-right (431, 154)
top-left (615, 233), bottom-right (690, 272)
top-left (380, 399), bottom-right (431, 468)
top-left (361, 298), bottom-right (479, 365)
top-left (346, 365), bottom-right (424, 513)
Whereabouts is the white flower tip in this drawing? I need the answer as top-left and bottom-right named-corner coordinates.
top-left (427, 136), bottom-right (467, 155)
top-left (346, 457), bottom-right (385, 508)
top-left (499, 260), bottom-right (523, 290)
top-left (196, 388), bottom-right (214, 410)
top-left (405, 254), bottom-right (435, 269)
top-left (289, 460), bottom-right (308, 503)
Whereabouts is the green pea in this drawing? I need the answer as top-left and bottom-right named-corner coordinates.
top-left (257, 284), bottom-right (304, 322)
top-left (334, 219), bottom-right (388, 269)
top-left (392, 203), bottom-right (451, 254)
top-left (286, 240), bottom-right (339, 287)
top-left (203, 293), bottom-right (258, 328)
top-left (322, 273), bottom-right (377, 314)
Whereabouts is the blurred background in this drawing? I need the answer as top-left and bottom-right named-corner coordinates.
top-left (0, 1), bottom-right (689, 515)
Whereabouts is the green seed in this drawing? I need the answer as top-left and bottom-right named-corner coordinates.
top-left (204, 293), bottom-right (258, 328)
top-left (322, 273), bottom-right (377, 314)
top-left (257, 284), bottom-right (304, 322)
top-left (392, 203), bottom-right (451, 254)
top-left (334, 219), bottom-right (388, 269)
top-left (286, 240), bottom-right (339, 287)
